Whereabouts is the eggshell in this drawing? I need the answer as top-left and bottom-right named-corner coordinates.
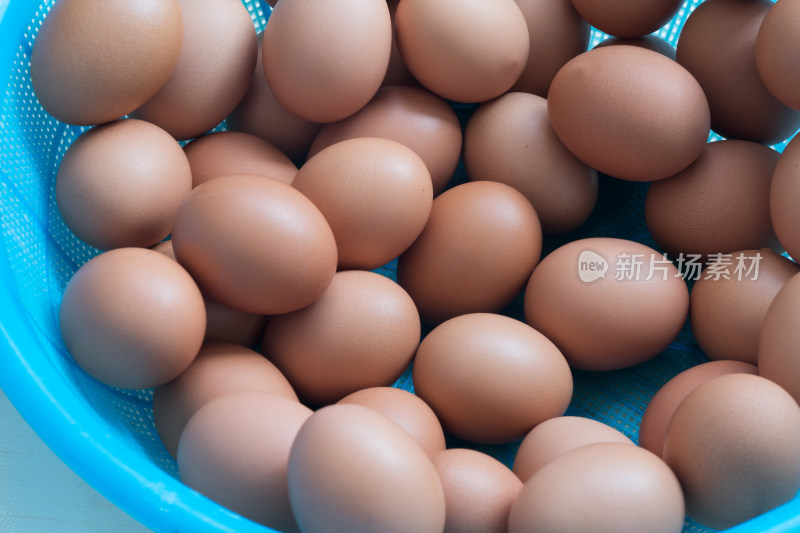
top-left (413, 313), bottom-right (573, 444)
top-left (690, 249), bottom-right (799, 363)
top-left (512, 416), bottom-right (634, 482)
top-left (153, 341), bottom-right (297, 458)
top-left (183, 131), bottom-right (297, 187)
top-left (151, 240), bottom-right (268, 347)
top-left (262, 270), bottom-right (420, 406)
top-left (30, 0), bottom-right (183, 126)
top-left (639, 360), bottom-right (757, 458)
top-left (758, 272), bottom-right (800, 406)
top-left (645, 140), bottom-right (780, 260)
top-left (508, 443), bottom-right (685, 533)
top-left (398, 181), bottom-right (542, 325)
top-left (178, 391), bottom-right (312, 532)
top-left (308, 85), bottom-right (462, 195)
top-left (548, 45), bottom-right (710, 181)
top-left (770, 134), bottom-right (800, 261)
top-left (569, 0), bottom-right (682, 38)
top-left (171, 174), bottom-right (337, 315)
top-left (663, 374), bottom-right (800, 529)
top-left (593, 35), bottom-right (676, 60)
top-left (56, 119), bottom-right (192, 251)
top-left (287, 404), bottom-right (446, 533)
top-left (524, 237), bottom-right (689, 371)
top-left (395, 0), bottom-right (529, 103)
top-left (293, 137), bottom-right (432, 270)
top-left (337, 387), bottom-right (445, 457)
top-left (756, 0), bottom-right (800, 111)
top-left (511, 0), bottom-right (589, 97)
top-left (676, 0), bottom-right (800, 145)
top-left (133, 0), bottom-right (258, 140)
top-left (59, 248), bottom-right (205, 390)
top-left (227, 33), bottom-right (322, 164)
top-left (463, 92), bottom-right (598, 234)
top-left (432, 449), bottom-right (523, 533)
top-left (382, 0), bottom-right (417, 87)
top-left (262, 0), bottom-right (392, 123)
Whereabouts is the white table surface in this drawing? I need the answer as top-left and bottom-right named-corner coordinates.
top-left (0, 386), bottom-right (151, 533)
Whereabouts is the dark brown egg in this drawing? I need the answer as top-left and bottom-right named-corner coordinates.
top-left (382, 0), bottom-right (417, 87)
top-left (569, 0), bottom-right (682, 38)
top-left (756, 0), bottom-right (800, 111)
top-left (463, 92), bottom-right (598, 234)
top-left (59, 247), bottom-right (206, 389)
top-left (56, 119), bottom-right (192, 251)
top-left (645, 140), bottom-right (780, 260)
top-left (413, 313), bottom-right (573, 444)
top-left (337, 387), bottom-right (445, 457)
top-left (663, 374), bottom-right (800, 529)
top-left (30, 0), bottom-right (183, 126)
top-left (227, 33), bottom-right (322, 164)
top-left (511, 0), bottom-right (589, 97)
top-left (133, 0), bottom-right (258, 140)
top-left (690, 249), bottom-right (799, 363)
top-left (432, 449), bottom-right (523, 533)
top-left (398, 181), bottom-right (542, 324)
top-left (638, 360), bottom-right (758, 457)
top-left (153, 341), bottom-right (297, 458)
top-left (676, 0), bottom-right (800, 145)
top-left (759, 272), bottom-right (800, 406)
top-left (262, 270), bottom-right (420, 406)
top-left (548, 45), bottom-right (709, 181)
top-left (183, 131), bottom-right (297, 187)
top-left (770, 134), bottom-right (800, 260)
top-left (171, 174), bottom-right (337, 315)
top-left (308, 85), bottom-right (462, 195)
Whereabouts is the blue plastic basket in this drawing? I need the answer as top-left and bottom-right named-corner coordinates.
top-left (1, 0), bottom-right (799, 532)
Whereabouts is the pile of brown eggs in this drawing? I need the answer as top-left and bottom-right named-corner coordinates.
top-left (32, 0), bottom-right (800, 531)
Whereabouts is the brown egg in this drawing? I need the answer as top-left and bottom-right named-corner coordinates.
top-left (395, 0), bottom-right (529, 103)
top-left (178, 391), bottom-right (312, 532)
top-left (594, 35), bottom-right (676, 60)
top-left (288, 404), bottom-right (446, 533)
top-left (150, 240), bottom-right (268, 347)
top-left (663, 374), bottom-right (800, 529)
top-left (511, 0), bottom-right (589, 97)
top-left (30, 0), bottom-right (183, 126)
top-left (59, 248), bottom-right (205, 389)
top-left (676, 0), bottom-right (800, 145)
top-left (413, 313), bottom-right (573, 444)
top-left (690, 249), bottom-right (799, 363)
top-left (262, 0), bottom-right (392, 123)
top-left (771, 134), bottom-right (800, 260)
top-left (398, 181), bottom-right (542, 325)
top-left (548, 45), bottom-right (710, 181)
top-left (56, 119), bottom-right (192, 251)
top-left (227, 33), bottom-right (322, 164)
top-left (645, 140), bottom-right (780, 260)
top-left (432, 449), bottom-right (523, 533)
top-left (524, 237), bottom-right (689, 371)
top-left (153, 341), bottom-right (297, 458)
top-left (569, 0), bottom-right (682, 38)
top-left (293, 137), bottom-right (432, 270)
top-left (756, 0), bottom-right (800, 111)
top-left (308, 85), bottom-right (462, 195)
top-left (639, 360), bottom-right (758, 457)
top-left (133, 0), bottom-right (257, 140)
top-left (262, 270), bottom-right (420, 406)
top-left (382, 0), bottom-right (417, 87)
top-left (513, 416), bottom-right (634, 482)
top-left (171, 174), bottom-right (337, 315)
top-left (759, 272), bottom-right (800, 405)
top-left (337, 387), bottom-right (445, 457)
top-left (509, 443), bottom-right (685, 533)
top-left (183, 131), bottom-right (297, 187)
top-left (463, 92), bottom-right (598, 235)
